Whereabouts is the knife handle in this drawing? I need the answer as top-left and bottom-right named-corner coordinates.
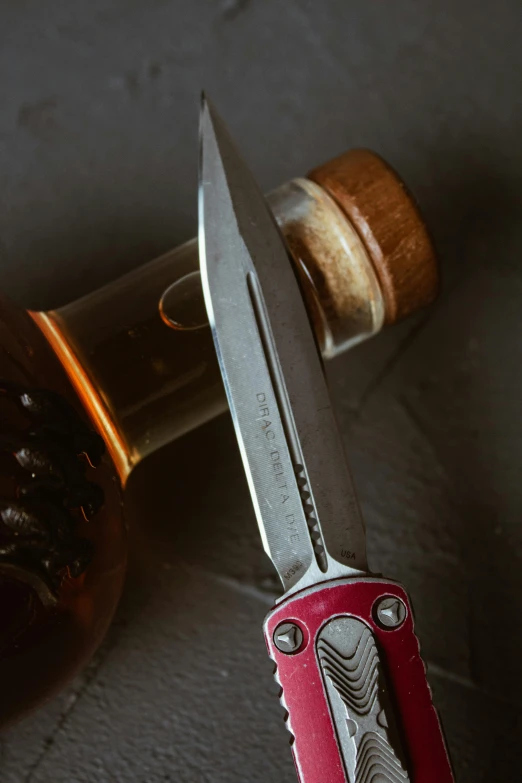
top-left (264, 578), bottom-right (454, 783)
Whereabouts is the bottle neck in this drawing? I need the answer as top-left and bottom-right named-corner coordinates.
top-left (31, 178), bottom-right (384, 485)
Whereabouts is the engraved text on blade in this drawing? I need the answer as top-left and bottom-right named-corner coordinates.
top-left (256, 392), bottom-right (303, 583)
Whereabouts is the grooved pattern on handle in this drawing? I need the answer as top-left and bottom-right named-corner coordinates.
top-left (317, 616), bottom-right (409, 782)
top-left (355, 732), bottom-right (409, 783)
top-left (318, 629), bottom-right (379, 716)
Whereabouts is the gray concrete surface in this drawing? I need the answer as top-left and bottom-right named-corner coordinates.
top-left (1, 1), bottom-right (521, 780)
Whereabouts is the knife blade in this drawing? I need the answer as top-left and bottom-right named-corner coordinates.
top-left (198, 95), bottom-right (454, 783)
top-left (198, 95), bottom-right (366, 596)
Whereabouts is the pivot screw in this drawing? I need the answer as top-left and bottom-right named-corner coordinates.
top-left (273, 622), bottom-right (303, 654)
top-left (374, 596), bottom-right (407, 629)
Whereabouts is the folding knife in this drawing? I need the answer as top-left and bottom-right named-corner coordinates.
top-left (198, 96), bottom-right (454, 783)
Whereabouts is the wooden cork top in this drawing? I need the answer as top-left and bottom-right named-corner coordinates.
top-left (308, 149), bottom-right (438, 324)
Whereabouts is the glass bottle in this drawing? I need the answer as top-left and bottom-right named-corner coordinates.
top-left (0, 149), bottom-right (437, 725)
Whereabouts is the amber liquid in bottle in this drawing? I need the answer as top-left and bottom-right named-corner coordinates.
top-left (0, 297), bottom-right (126, 726)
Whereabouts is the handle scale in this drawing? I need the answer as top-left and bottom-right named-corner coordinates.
top-left (264, 578), bottom-right (454, 783)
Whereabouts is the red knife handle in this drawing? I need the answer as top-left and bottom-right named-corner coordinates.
top-left (264, 578), bottom-right (454, 783)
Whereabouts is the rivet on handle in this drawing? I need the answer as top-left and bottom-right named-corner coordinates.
top-left (374, 596), bottom-right (407, 629)
top-left (273, 622), bottom-right (304, 654)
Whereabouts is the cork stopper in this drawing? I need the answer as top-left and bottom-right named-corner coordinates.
top-left (308, 149), bottom-right (438, 324)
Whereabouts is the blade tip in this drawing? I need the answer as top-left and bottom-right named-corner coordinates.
top-left (198, 92), bottom-right (214, 175)
top-left (199, 92), bottom-right (216, 151)
top-left (199, 91), bottom-right (209, 128)
top-left (199, 92), bottom-right (224, 136)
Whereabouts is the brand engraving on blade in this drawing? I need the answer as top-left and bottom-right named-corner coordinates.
top-left (256, 393), bottom-right (291, 506)
top-left (282, 560), bottom-right (304, 582)
top-left (317, 617), bottom-right (410, 782)
top-left (255, 392), bottom-right (303, 582)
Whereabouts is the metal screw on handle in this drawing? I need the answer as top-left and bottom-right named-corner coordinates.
top-left (273, 622), bottom-right (303, 654)
top-left (374, 596), bottom-right (407, 629)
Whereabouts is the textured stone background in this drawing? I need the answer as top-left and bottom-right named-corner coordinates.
top-left (1, 1), bottom-right (521, 781)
